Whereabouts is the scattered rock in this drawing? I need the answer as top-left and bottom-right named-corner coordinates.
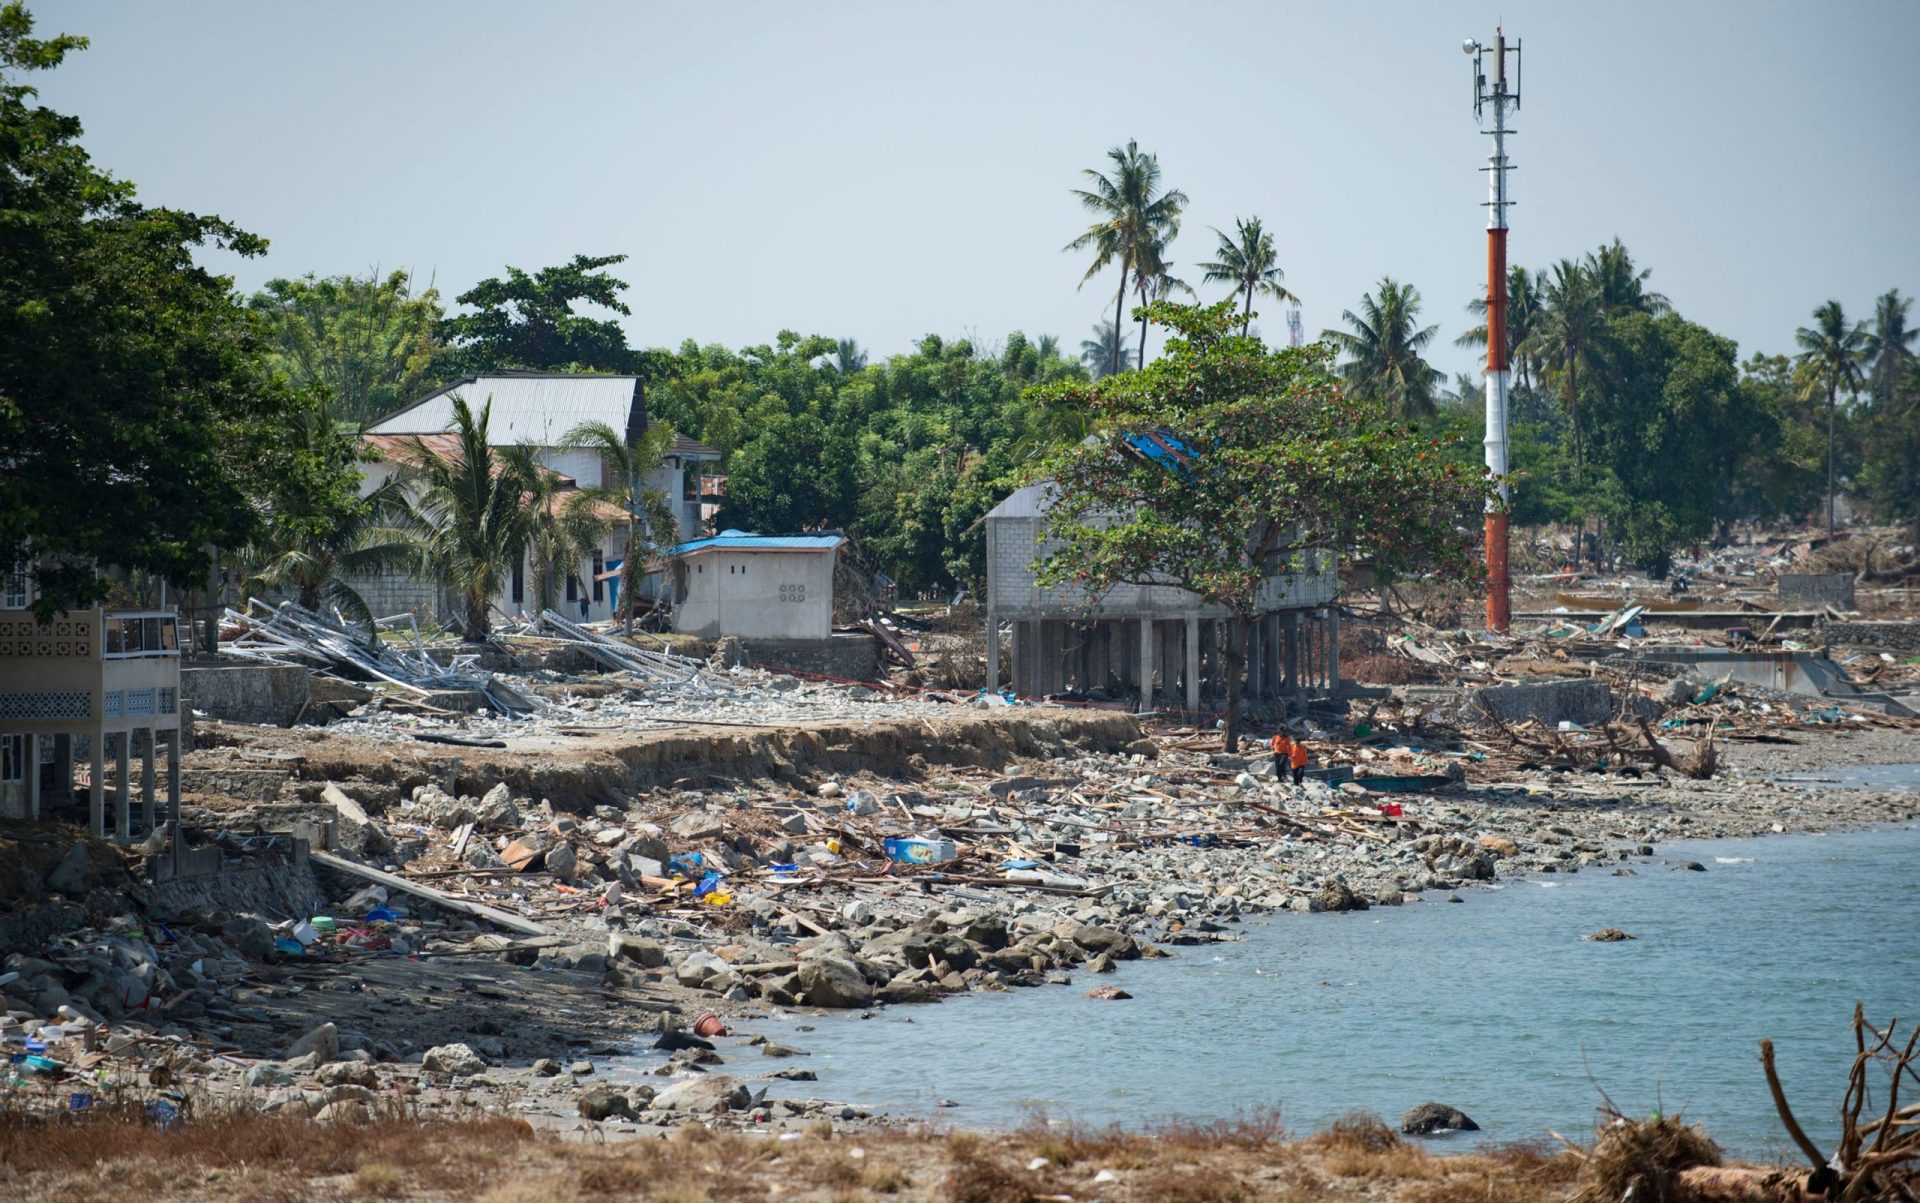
top-left (577, 1083), bottom-right (635, 1121)
top-left (46, 844), bottom-right (91, 896)
top-left (1085, 985), bottom-right (1132, 1000)
top-left (649, 1074), bottom-right (750, 1113)
top-left (1401, 1102), bottom-right (1480, 1135)
top-left (799, 955), bottom-right (874, 1009)
top-left (285, 1022), bottom-right (339, 1063)
top-left (1586, 928), bottom-right (1637, 942)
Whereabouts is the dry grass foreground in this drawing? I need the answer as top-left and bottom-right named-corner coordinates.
top-left (0, 1104), bottom-right (1600, 1203)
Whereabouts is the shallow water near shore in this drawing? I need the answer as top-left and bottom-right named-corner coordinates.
top-left (749, 805), bottom-right (1920, 1160)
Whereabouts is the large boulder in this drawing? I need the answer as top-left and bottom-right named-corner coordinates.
top-left (421, 1042), bottom-right (487, 1076)
top-left (577, 1083), bottom-right (636, 1121)
top-left (1401, 1102), bottom-right (1480, 1135)
top-left (608, 932), bottom-right (668, 968)
top-left (1314, 879), bottom-right (1370, 912)
top-left (285, 1022), bottom-right (339, 1062)
top-left (1060, 923), bottom-right (1140, 959)
top-left (474, 783), bottom-right (520, 830)
top-left (798, 955), bottom-right (874, 1009)
top-left (649, 1074), bottom-right (750, 1113)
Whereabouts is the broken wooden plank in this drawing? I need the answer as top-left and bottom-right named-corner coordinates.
top-left (311, 850), bottom-right (547, 936)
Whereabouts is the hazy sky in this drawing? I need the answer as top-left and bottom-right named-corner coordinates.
top-left (29, 0), bottom-right (1920, 377)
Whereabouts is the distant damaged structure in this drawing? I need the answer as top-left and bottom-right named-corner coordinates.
top-left (984, 482), bottom-right (1341, 713)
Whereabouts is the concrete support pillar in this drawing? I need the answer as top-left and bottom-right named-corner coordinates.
top-left (141, 727), bottom-right (157, 835)
top-left (114, 732), bottom-right (131, 840)
top-left (167, 726), bottom-right (184, 878)
top-left (985, 610), bottom-right (999, 694)
top-left (1184, 614), bottom-right (1201, 714)
top-left (25, 734), bottom-right (41, 819)
top-left (88, 734), bottom-right (105, 838)
top-left (1138, 617), bottom-right (1155, 713)
top-left (1008, 621), bottom-right (1025, 695)
top-left (1327, 609), bottom-right (1340, 698)
top-left (53, 734), bottom-right (71, 805)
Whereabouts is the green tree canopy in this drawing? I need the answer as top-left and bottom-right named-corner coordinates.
top-left (248, 269), bottom-right (444, 426)
top-left (0, 4), bottom-right (302, 614)
top-left (438, 253), bottom-right (637, 374)
top-left (1036, 302), bottom-right (1493, 748)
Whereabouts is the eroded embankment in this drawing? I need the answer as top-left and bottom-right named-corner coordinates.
top-left (201, 708), bottom-right (1145, 810)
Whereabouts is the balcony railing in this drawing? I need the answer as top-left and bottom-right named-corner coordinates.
top-left (102, 612), bottom-right (180, 659)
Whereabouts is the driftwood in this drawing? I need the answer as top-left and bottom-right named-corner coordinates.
top-left (1479, 710), bottom-right (1718, 779)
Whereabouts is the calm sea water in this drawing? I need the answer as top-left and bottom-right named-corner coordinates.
top-left (747, 769), bottom-right (1920, 1159)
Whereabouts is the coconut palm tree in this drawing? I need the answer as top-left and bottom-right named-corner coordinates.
top-left (1064, 139), bottom-right (1187, 377)
top-left (1200, 216), bottom-right (1298, 336)
top-left (1583, 239), bottom-right (1668, 315)
top-left (499, 443), bottom-right (610, 616)
top-left (1795, 300), bottom-right (1869, 535)
top-left (398, 397), bottom-right (535, 641)
top-left (1080, 320), bottom-right (1130, 379)
top-left (1128, 236), bottom-right (1194, 367)
top-left (1864, 288), bottom-right (1916, 407)
top-left (830, 338), bottom-right (868, 374)
top-left (1323, 278), bottom-right (1443, 420)
top-left (562, 419), bottom-right (681, 636)
top-left (240, 477), bottom-right (418, 630)
top-left (1521, 260), bottom-right (1608, 464)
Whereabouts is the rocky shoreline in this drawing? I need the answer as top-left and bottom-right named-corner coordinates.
top-left (3, 712), bottom-right (1914, 1140)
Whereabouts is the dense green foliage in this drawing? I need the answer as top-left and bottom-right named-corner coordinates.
top-left (247, 270), bottom-right (443, 425)
top-left (1035, 302), bottom-right (1494, 745)
top-left (0, 5), bottom-right (307, 615)
top-left (8, 3), bottom-right (1915, 622)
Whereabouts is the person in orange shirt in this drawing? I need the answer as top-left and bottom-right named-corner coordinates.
top-left (1288, 737), bottom-right (1310, 787)
top-left (1269, 731), bottom-right (1292, 780)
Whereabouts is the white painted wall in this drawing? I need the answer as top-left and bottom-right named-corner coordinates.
top-left (672, 549), bottom-right (834, 640)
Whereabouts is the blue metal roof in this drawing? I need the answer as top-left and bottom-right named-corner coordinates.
top-left (666, 529), bottom-right (844, 556)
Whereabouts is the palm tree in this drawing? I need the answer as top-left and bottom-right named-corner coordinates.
top-left (1200, 216), bottom-right (1298, 336)
top-left (1864, 288), bottom-right (1916, 407)
top-left (1033, 334), bottom-right (1061, 361)
top-left (500, 444), bottom-right (610, 616)
top-left (830, 338), bottom-right (868, 374)
top-left (562, 419), bottom-right (681, 637)
top-left (1521, 260), bottom-right (1607, 464)
top-left (1795, 300), bottom-right (1869, 535)
top-left (1080, 319), bottom-right (1130, 379)
top-left (241, 477), bottom-right (418, 629)
top-left (1323, 278), bottom-right (1443, 420)
top-left (398, 397), bottom-right (535, 641)
top-left (1129, 236), bottom-right (1194, 367)
top-left (1455, 264), bottom-right (1543, 396)
top-left (1064, 139), bottom-right (1188, 376)
top-left (1583, 239), bottom-right (1668, 315)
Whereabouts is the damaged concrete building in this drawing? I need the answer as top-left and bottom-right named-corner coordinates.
top-left (0, 575), bottom-right (184, 849)
top-left (983, 482), bottom-right (1341, 713)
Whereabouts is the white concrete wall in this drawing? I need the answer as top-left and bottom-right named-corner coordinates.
top-left (673, 549), bottom-right (834, 640)
top-left (987, 515), bottom-right (1338, 619)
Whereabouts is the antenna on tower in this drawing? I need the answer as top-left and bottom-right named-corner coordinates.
top-left (1465, 27), bottom-right (1521, 634)
top-left (1286, 308), bottom-right (1303, 348)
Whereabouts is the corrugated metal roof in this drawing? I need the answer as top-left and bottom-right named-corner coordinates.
top-left (985, 481), bottom-right (1057, 520)
top-left (666, 529), bottom-right (844, 557)
top-left (368, 374), bottom-right (640, 445)
top-left (668, 433), bottom-right (722, 460)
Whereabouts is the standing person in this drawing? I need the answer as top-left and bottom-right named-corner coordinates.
top-left (1289, 736), bottom-right (1309, 787)
top-left (1269, 730), bottom-right (1293, 780)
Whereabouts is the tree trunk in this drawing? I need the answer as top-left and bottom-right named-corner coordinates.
top-left (1567, 356), bottom-right (1581, 467)
top-left (1111, 263), bottom-right (1130, 377)
top-left (621, 511), bottom-right (638, 637)
top-left (1241, 287), bottom-right (1254, 336)
top-left (465, 592), bottom-right (488, 643)
top-left (1826, 379), bottom-right (1837, 537)
top-left (1137, 300), bottom-right (1149, 368)
top-left (298, 582), bottom-right (320, 611)
top-left (1222, 613), bottom-right (1249, 752)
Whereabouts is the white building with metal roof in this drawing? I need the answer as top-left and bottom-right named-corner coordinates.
top-left (357, 373), bottom-right (721, 626)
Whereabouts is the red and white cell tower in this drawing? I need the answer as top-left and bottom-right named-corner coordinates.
top-left (1465, 29), bottom-right (1520, 633)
